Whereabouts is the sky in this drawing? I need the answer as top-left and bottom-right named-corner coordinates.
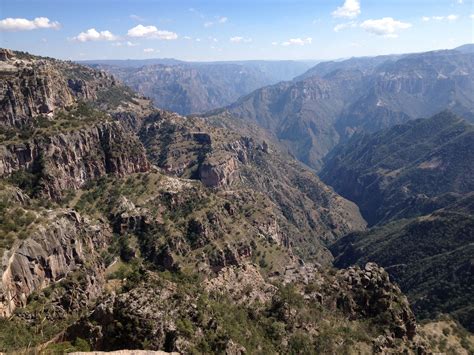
top-left (0, 0), bottom-right (473, 61)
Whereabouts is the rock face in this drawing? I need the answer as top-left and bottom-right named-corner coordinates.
top-left (277, 262), bottom-right (417, 342)
top-left (199, 156), bottom-right (239, 188)
top-left (138, 112), bottom-right (366, 263)
top-left (0, 121), bottom-right (149, 199)
top-left (0, 48), bottom-right (117, 127)
top-left (204, 264), bottom-right (278, 304)
top-left (0, 49), bottom-right (151, 200)
top-left (0, 210), bottom-right (111, 317)
top-left (223, 49), bottom-right (474, 169)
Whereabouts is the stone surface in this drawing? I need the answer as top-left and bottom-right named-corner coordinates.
top-left (0, 210), bottom-right (111, 317)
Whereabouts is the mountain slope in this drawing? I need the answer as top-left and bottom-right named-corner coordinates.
top-left (135, 110), bottom-right (366, 262)
top-left (323, 112), bottom-right (474, 331)
top-left (320, 111), bottom-right (473, 226)
top-left (331, 197), bottom-right (474, 331)
top-left (222, 48), bottom-right (474, 169)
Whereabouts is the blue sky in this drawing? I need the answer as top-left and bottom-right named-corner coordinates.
top-left (1, 0), bottom-right (473, 61)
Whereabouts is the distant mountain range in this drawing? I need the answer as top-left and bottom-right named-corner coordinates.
top-left (221, 45), bottom-right (474, 169)
top-left (83, 59), bottom-right (318, 115)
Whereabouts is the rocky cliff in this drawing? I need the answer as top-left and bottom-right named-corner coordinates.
top-left (137, 111), bottom-right (366, 263)
top-left (0, 49), bottom-right (151, 200)
top-left (0, 209), bottom-right (111, 317)
top-left (0, 121), bottom-right (149, 199)
top-left (0, 48), bottom-right (119, 128)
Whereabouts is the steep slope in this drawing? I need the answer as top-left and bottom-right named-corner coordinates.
top-left (223, 48), bottom-right (474, 169)
top-left (0, 48), bottom-right (152, 200)
top-left (331, 196), bottom-right (474, 331)
top-left (88, 60), bottom-right (315, 115)
top-left (323, 112), bottom-right (474, 331)
top-left (320, 112), bottom-right (473, 226)
top-left (136, 110), bottom-right (366, 262)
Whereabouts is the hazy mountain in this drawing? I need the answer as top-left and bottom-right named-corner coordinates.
top-left (85, 59), bottom-right (317, 115)
top-left (294, 54), bottom-right (402, 81)
top-left (455, 43), bottom-right (474, 54)
top-left (222, 48), bottom-right (474, 169)
top-left (80, 57), bottom-right (187, 67)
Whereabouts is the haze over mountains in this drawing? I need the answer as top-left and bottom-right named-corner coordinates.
top-left (224, 45), bottom-right (474, 169)
top-left (0, 41), bottom-right (473, 353)
top-left (88, 45), bottom-right (473, 170)
top-left (84, 59), bottom-right (317, 115)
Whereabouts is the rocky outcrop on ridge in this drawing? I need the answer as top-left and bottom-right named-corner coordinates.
top-left (0, 210), bottom-right (111, 317)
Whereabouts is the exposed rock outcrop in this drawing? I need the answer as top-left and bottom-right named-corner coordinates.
top-left (0, 210), bottom-right (111, 317)
top-left (0, 49), bottom-right (117, 127)
top-left (0, 121), bottom-right (149, 199)
top-left (204, 263), bottom-right (277, 304)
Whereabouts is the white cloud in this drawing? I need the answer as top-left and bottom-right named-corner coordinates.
top-left (143, 48), bottom-right (157, 53)
top-left (112, 41), bottom-right (138, 47)
top-left (271, 41), bottom-right (278, 46)
top-left (230, 36), bottom-right (252, 43)
top-left (421, 14), bottom-right (460, 22)
top-left (334, 21), bottom-right (357, 32)
top-left (196, 38), bottom-right (201, 42)
top-left (73, 28), bottom-right (118, 42)
top-left (332, 0), bottom-right (361, 19)
top-left (360, 17), bottom-right (411, 38)
top-left (127, 24), bottom-right (178, 39)
top-left (130, 14), bottom-right (145, 22)
top-left (281, 37), bottom-right (312, 46)
top-left (204, 16), bottom-right (228, 27)
top-left (470, 14), bottom-right (474, 19)
top-left (0, 17), bottom-right (60, 31)
top-left (183, 36), bottom-right (192, 40)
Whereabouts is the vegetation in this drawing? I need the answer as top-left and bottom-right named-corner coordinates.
top-left (0, 102), bottom-right (110, 144)
top-left (321, 111), bottom-right (473, 226)
top-left (331, 209), bottom-right (474, 331)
